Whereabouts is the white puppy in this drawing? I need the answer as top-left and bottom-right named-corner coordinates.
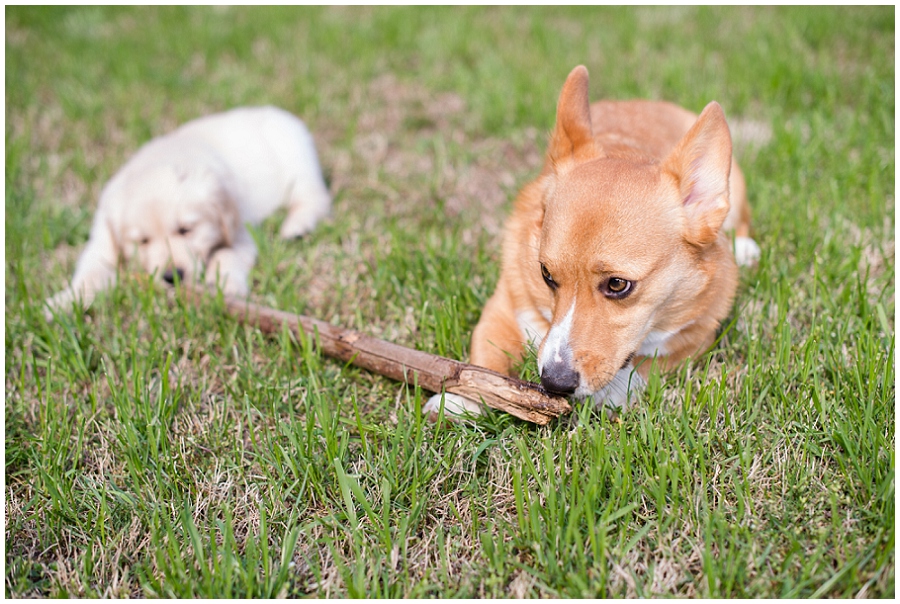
top-left (45, 106), bottom-right (331, 316)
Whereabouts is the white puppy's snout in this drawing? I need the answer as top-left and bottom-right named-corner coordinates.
top-left (162, 267), bottom-right (185, 285)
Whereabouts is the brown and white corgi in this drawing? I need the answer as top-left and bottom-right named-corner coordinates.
top-left (424, 65), bottom-right (759, 419)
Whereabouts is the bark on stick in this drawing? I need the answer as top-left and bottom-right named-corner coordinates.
top-left (177, 286), bottom-right (571, 425)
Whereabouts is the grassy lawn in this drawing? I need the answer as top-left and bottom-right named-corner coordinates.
top-left (5, 6), bottom-right (894, 597)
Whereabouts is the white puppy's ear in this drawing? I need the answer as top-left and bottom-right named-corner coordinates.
top-left (548, 65), bottom-right (600, 172)
top-left (664, 101), bottom-right (733, 248)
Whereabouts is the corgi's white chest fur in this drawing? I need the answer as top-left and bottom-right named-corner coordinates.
top-left (637, 329), bottom-right (674, 357)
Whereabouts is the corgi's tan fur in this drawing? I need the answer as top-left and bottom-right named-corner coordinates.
top-left (424, 65), bottom-right (759, 419)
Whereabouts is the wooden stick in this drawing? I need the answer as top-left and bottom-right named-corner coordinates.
top-left (175, 286), bottom-right (571, 425)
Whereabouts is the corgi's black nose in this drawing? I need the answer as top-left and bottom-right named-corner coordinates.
top-left (540, 362), bottom-right (580, 396)
top-left (162, 267), bottom-right (185, 285)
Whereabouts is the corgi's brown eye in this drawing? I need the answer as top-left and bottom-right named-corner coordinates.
top-left (177, 226), bottom-right (192, 236)
top-left (603, 277), bottom-right (633, 298)
top-left (541, 263), bottom-right (558, 290)
top-left (139, 237), bottom-right (150, 246)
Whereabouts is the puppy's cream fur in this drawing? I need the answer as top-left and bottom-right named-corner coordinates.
top-left (46, 106), bottom-right (330, 315)
top-left (425, 66), bottom-right (759, 419)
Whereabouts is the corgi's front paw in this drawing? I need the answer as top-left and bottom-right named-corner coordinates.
top-left (734, 236), bottom-right (761, 267)
top-left (423, 392), bottom-right (484, 421)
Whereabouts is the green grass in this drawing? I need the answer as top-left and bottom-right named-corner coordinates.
top-left (5, 5), bottom-right (894, 597)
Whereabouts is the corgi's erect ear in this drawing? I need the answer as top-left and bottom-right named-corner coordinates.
top-left (664, 101), bottom-right (733, 247)
top-left (548, 65), bottom-right (599, 171)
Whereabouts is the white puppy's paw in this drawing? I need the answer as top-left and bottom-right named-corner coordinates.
top-left (279, 207), bottom-right (325, 240)
top-left (44, 287), bottom-right (92, 320)
top-left (45, 289), bottom-right (74, 311)
top-left (423, 392), bottom-right (484, 421)
top-left (205, 270), bottom-right (248, 299)
top-left (734, 236), bottom-right (761, 267)
top-left (221, 278), bottom-right (249, 299)
top-left (44, 290), bottom-right (74, 321)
